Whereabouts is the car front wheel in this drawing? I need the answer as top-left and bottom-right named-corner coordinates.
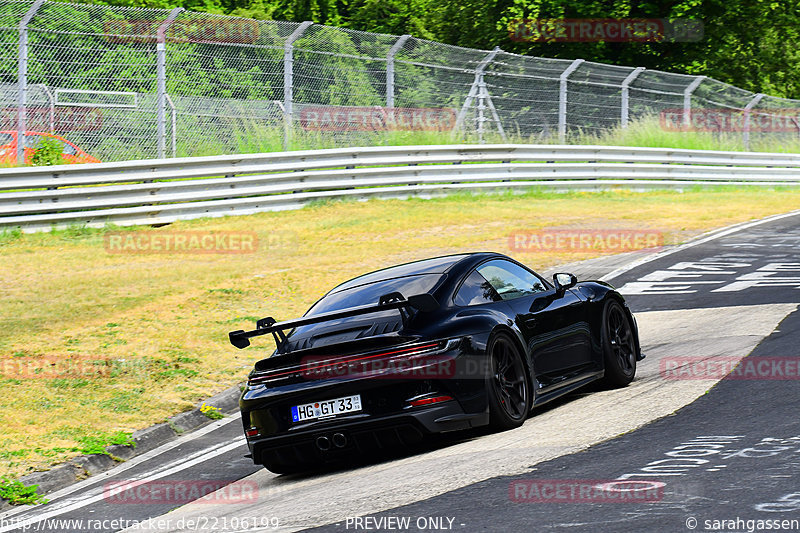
top-left (601, 299), bottom-right (638, 387)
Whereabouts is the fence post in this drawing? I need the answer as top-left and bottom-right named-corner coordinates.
top-left (558, 59), bottom-right (584, 143)
top-left (165, 93), bottom-right (177, 158)
top-left (682, 76), bottom-right (705, 128)
top-left (620, 67), bottom-right (644, 128)
top-left (16, 0), bottom-right (45, 165)
top-left (283, 21), bottom-right (313, 151)
top-left (483, 83), bottom-right (506, 142)
top-left (477, 80), bottom-right (487, 143)
top-left (455, 47), bottom-right (500, 140)
top-left (156, 7), bottom-right (183, 159)
top-left (742, 93), bottom-right (764, 151)
top-left (386, 35), bottom-right (410, 108)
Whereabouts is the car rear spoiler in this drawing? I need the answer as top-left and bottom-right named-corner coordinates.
top-left (228, 292), bottom-right (438, 350)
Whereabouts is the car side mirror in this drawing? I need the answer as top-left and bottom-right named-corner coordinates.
top-left (553, 273), bottom-right (578, 295)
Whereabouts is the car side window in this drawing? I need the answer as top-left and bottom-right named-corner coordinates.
top-left (23, 135), bottom-right (40, 149)
top-left (476, 260), bottom-right (547, 301)
top-left (454, 270), bottom-right (501, 306)
top-left (62, 142), bottom-right (78, 155)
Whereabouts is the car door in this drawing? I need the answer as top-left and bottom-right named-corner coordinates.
top-left (475, 259), bottom-right (593, 389)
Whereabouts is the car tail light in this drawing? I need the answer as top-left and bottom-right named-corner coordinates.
top-left (408, 395), bottom-right (453, 407)
top-left (245, 427), bottom-right (259, 437)
top-left (248, 341), bottom-right (444, 385)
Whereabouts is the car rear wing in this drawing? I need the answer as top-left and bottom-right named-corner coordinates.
top-left (228, 292), bottom-right (438, 350)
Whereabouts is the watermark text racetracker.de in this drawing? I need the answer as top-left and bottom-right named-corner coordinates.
top-left (0, 515), bottom-right (280, 532)
top-left (661, 357), bottom-right (800, 380)
top-left (1, 106), bottom-right (102, 132)
top-left (509, 479), bottom-right (664, 503)
top-left (0, 356), bottom-right (111, 379)
top-left (103, 479), bottom-right (258, 505)
top-left (508, 18), bottom-right (703, 42)
top-left (660, 108), bottom-right (800, 132)
top-left (103, 230), bottom-right (295, 254)
top-left (299, 106), bottom-right (456, 132)
top-left (509, 229), bottom-right (663, 254)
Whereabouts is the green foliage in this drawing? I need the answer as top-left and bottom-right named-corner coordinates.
top-left (200, 403), bottom-right (224, 419)
top-left (0, 477), bottom-right (48, 506)
top-left (30, 136), bottom-right (64, 166)
top-left (0, 227), bottom-right (23, 246)
top-left (73, 431), bottom-right (135, 455)
top-left (25, 0), bottom-right (800, 125)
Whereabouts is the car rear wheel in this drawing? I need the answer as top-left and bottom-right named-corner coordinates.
top-left (487, 333), bottom-right (531, 430)
top-left (601, 299), bottom-right (638, 387)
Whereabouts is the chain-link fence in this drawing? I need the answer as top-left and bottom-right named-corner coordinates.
top-left (1, 0), bottom-right (799, 163)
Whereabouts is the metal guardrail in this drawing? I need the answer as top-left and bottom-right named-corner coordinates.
top-left (2, 144), bottom-right (800, 232)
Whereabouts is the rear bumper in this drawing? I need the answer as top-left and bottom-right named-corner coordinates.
top-left (247, 402), bottom-right (488, 466)
top-left (239, 337), bottom-right (491, 465)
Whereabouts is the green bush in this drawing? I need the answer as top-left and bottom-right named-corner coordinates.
top-left (30, 137), bottom-right (64, 166)
top-left (0, 476), bottom-right (48, 505)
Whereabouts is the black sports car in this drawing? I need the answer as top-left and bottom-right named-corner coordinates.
top-left (229, 252), bottom-right (642, 474)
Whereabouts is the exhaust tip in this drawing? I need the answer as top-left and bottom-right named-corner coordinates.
top-left (316, 436), bottom-right (331, 451)
top-left (332, 432), bottom-right (347, 448)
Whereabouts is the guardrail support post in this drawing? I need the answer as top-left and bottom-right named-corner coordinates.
top-left (742, 93), bottom-right (765, 151)
top-left (386, 35), bottom-right (410, 108)
top-left (16, 0), bottom-right (45, 165)
top-left (156, 7), bottom-right (183, 159)
top-left (558, 59), bottom-right (584, 143)
top-left (620, 67), bottom-right (644, 128)
top-left (283, 21), bottom-right (313, 151)
top-left (682, 75), bottom-right (705, 129)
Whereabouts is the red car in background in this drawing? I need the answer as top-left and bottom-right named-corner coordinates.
top-left (0, 130), bottom-right (100, 165)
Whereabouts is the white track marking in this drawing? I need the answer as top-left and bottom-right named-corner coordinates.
top-left (603, 209), bottom-right (800, 282)
top-left (0, 439), bottom-right (244, 533)
top-left (0, 413), bottom-right (242, 526)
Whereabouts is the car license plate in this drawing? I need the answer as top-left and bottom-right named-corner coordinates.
top-left (291, 394), bottom-right (362, 423)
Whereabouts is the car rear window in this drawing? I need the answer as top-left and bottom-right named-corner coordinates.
top-left (330, 255), bottom-right (465, 293)
top-left (307, 274), bottom-right (443, 316)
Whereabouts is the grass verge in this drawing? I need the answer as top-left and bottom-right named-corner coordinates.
top-left (170, 115), bottom-right (800, 157)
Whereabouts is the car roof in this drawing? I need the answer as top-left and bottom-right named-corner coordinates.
top-left (328, 252), bottom-right (504, 294)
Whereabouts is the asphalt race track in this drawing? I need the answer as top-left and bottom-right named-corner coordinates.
top-left (2, 211), bottom-right (799, 533)
top-left (310, 209), bottom-right (800, 532)
top-left (331, 306), bottom-right (800, 533)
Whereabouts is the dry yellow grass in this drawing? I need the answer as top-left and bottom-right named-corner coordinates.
top-left (1, 187), bottom-right (799, 478)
